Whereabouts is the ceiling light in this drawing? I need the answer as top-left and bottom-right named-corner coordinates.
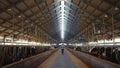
top-left (8, 8), bottom-right (12, 11)
top-left (104, 14), bottom-right (108, 18)
top-left (18, 15), bottom-right (22, 18)
top-left (115, 7), bottom-right (119, 11)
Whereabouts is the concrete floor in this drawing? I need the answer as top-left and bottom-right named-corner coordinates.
top-left (37, 49), bottom-right (88, 68)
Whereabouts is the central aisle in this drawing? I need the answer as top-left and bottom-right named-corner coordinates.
top-left (50, 49), bottom-right (76, 68)
top-left (37, 49), bottom-right (88, 68)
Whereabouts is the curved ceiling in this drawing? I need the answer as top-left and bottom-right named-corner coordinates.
top-left (0, 0), bottom-right (120, 43)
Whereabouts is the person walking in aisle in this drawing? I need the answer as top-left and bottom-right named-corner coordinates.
top-left (61, 45), bottom-right (64, 55)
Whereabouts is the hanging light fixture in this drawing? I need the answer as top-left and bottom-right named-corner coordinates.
top-left (115, 7), bottom-right (119, 11)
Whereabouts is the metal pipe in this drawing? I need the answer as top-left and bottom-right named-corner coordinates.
top-left (103, 18), bottom-right (105, 47)
top-left (112, 14), bottom-right (115, 45)
top-left (9, 8), bottom-right (14, 45)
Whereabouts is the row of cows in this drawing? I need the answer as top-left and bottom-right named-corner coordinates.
top-left (68, 45), bottom-right (120, 64)
top-left (89, 46), bottom-right (120, 64)
top-left (0, 45), bottom-right (50, 67)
